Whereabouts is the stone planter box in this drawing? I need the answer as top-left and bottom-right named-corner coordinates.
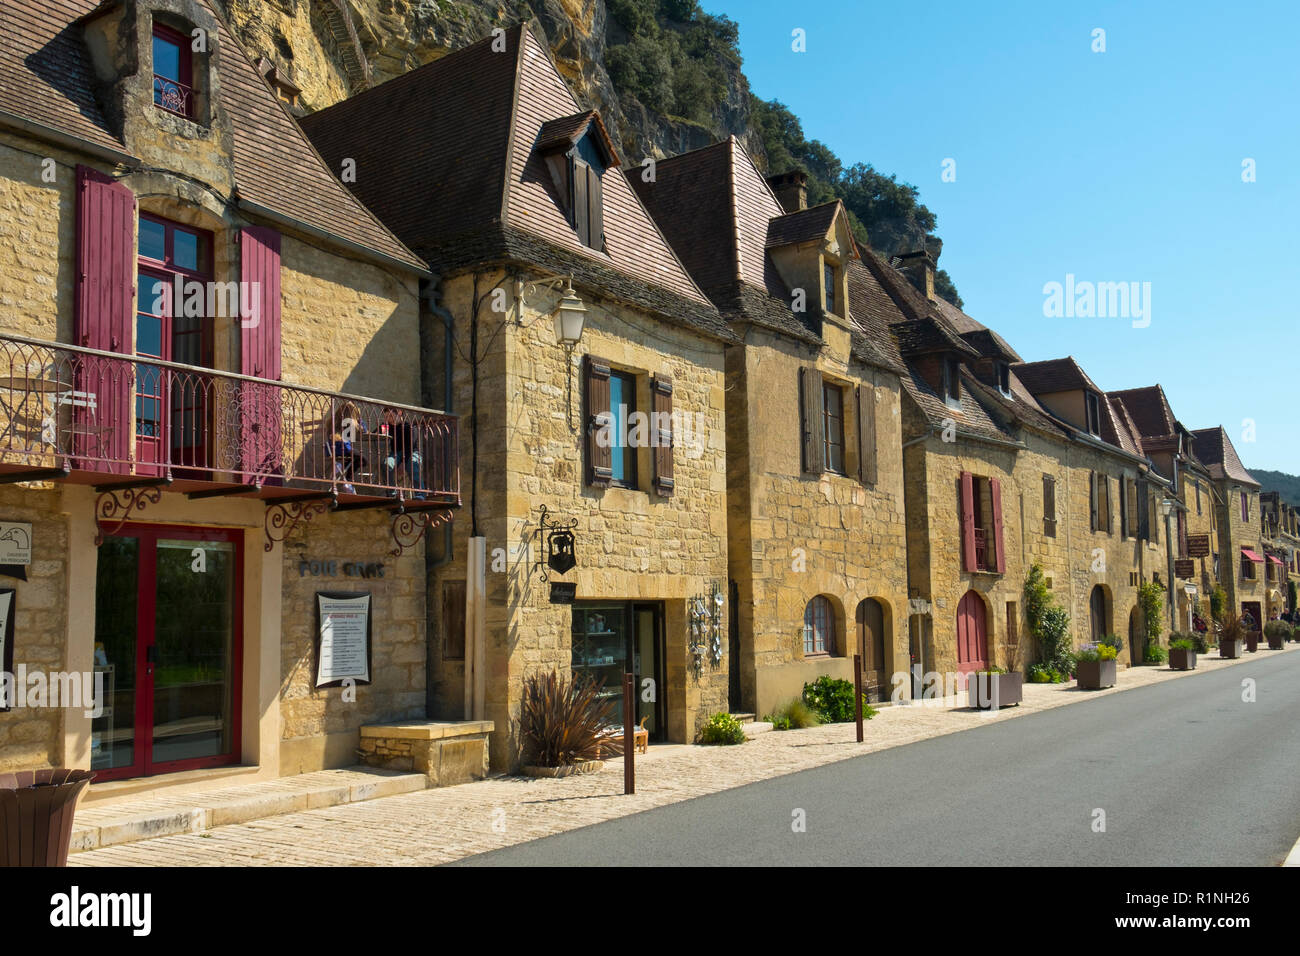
top-left (1075, 659), bottom-right (1117, 690)
top-left (968, 672), bottom-right (1023, 709)
top-left (1169, 648), bottom-right (1197, 671)
top-left (1245, 633), bottom-right (1260, 653)
top-left (521, 760), bottom-right (603, 778)
top-left (1220, 639), bottom-right (1243, 659)
top-left (1267, 633), bottom-right (1286, 650)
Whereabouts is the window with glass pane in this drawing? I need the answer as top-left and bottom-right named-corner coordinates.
top-left (152, 24), bottom-right (192, 117)
top-left (824, 262), bottom-right (835, 313)
top-left (803, 595), bottom-right (834, 655)
top-left (822, 383), bottom-right (844, 474)
top-left (608, 371), bottom-right (636, 486)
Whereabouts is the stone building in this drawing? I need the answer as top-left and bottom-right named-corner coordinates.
top-left (1258, 491), bottom-right (1295, 617)
top-left (0, 0), bottom-right (461, 794)
top-left (630, 143), bottom-right (910, 716)
top-left (1191, 428), bottom-right (1265, 629)
top-left (301, 24), bottom-right (733, 768)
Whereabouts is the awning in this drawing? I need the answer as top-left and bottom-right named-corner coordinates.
top-left (1241, 548), bottom-right (1264, 563)
top-left (1268, 554), bottom-right (1285, 566)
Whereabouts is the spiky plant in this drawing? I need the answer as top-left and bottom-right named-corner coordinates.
top-left (520, 670), bottom-right (618, 767)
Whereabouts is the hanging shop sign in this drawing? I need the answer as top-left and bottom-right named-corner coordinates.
top-left (315, 592), bottom-right (372, 687)
top-left (1174, 559), bottom-right (1196, 579)
top-left (549, 581), bottom-right (577, 604)
top-left (533, 504), bottom-right (580, 582)
top-left (1186, 534), bottom-right (1210, 558)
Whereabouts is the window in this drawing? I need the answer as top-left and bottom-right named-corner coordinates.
top-left (824, 262), bottom-right (836, 314)
top-left (607, 370), bottom-right (637, 487)
top-left (1042, 474), bottom-right (1057, 537)
top-left (152, 23), bottom-right (193, 118)
top-left (997, 363), bottom-right (1011, 396)
top-left (803, 596), bottom-right (835, 656)
top-left (961, 471), bottom-right (1004, 573)
top-left (1124, 476), bottom-right (1139, 538)
top-left (1195, 480), bottom-right (1201, 515)
top-left (1241, 553), bottom-right (1256, 581)
top-left (822, 382), bottom-right (845, 474)
top-left (1085, 391), bottom-right (1102, 436)
top-left (942, 358), bottom-right (961, 405)
top-left (1241, 491), bottom-right (1249, 522)
top-left (1090, 472), bottom-right (1111, 533)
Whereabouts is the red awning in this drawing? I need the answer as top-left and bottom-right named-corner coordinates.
top-left (1241, 548), bottom-right (1264, 563)
top-left (1268, 554), bottom-right (1285, 566)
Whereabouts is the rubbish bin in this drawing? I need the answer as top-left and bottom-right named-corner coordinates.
top-left (0, 769), bottom-right (94, 867)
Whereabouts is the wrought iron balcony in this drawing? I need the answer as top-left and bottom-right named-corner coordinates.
top-left (973, 526), bottom-right (992, 572)
top-left (0, 332), bottom-right (459, 510)
top-left (153, 75), bottom-right (192, 117)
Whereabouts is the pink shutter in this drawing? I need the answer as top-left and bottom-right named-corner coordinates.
top-left (990, 477), bottom-right (1006, 573)
top-left (240, 227), bottom-right (282, 483)
top-left (74, 165), bottom-right (135, 473)
top-left (960, 471), bottom-right (977, 572)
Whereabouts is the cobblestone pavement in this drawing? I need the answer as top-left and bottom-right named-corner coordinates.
top-left (70, 648), bottom-right (1289, 866)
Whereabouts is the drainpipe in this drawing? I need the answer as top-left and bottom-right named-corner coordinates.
top-left (422, 278), bottom-right (457, 719)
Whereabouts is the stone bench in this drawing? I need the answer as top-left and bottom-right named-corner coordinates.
top-left (358, 720), bottom-right (494, 787)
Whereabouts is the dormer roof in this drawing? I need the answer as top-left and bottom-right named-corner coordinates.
top-left (1191, 427), bottom-right (1260, 487)
top-left (535, 110), bottom-right (620, 167)
top-left (765, 200), bottom-right (855, 251)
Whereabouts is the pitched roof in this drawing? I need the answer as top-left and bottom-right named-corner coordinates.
top-left (0, 0), bottom-right (424, 271)
top-left (1106, 395), bottom-right (1144, 457)
top-left (301, 23), bottom-right (724, 338)
top-left (1191, 427), bottom-right (1260, 486)
top-left (959, 328), bottom-right (1022, 363)
top-left (892, 317), bottom-right (980, 358)
top-left (535, 110), bottom-right (619, 166)
top-left (765, 201), bottom-right (847, 249)
top-left (1013, 357), bottom-right (1102, 395)
top-left (1109, 385), bottom-right (1177, 440)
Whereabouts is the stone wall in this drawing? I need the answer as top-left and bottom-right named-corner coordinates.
top-left (428, 268), bottom-right (730, 769)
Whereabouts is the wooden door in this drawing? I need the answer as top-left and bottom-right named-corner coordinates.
top-left (856, 598), bottom-right (887, 700)
top-left (956, 591), bottom-right (988, 677)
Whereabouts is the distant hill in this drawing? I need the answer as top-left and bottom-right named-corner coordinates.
top-left (1250, 468), bottom-right (1300, 506)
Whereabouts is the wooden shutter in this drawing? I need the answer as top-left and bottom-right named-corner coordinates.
top-left (240, 226), bottom-right (283, 483)
top-left (1043, 475), bottom-right (1057, 537)
top-left (990, 477), bottom-right (1006, 573)
top-left (1137, 477), bottom-right (1150, 540)
top-left (587, 165), bottom-right (603, 250)
top-left (1101, 475), bottom-right (1111, 533)
top-left (960, 471), bottom-right (978, 572)
top-left (799, 367), bottom-right (825, 474)
top-left (584, 355), bottom-right (612, 486)
top-left (651, 374), bottom-right (673, 496)
top-left (855, 384), bottom-right (877, 485)
top-left (1119, 475), bottom-right (1129, 537)
top-left (1089, 471), bottom-right (1098, 531)
top-left (442, 580), bottom-right (466, 660)
top-left (74, 164), bottom-right (135, 472)
top-left (574, 159), bottom-right (590, 246)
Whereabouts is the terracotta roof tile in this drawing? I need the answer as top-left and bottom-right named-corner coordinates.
top-left (1109, 385), bottom-right (1177, 440)
top-left (765, 201), bottom-right (843, 248)
top-left (1191, 427), bottom-right (1260, 486)
top-left (1013, 357), bottom-right (1102, 395)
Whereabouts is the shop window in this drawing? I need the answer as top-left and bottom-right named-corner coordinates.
top-left (803, 595), bottom-right (836, 656)
top-left (152, 23), bottom-right (194, 118)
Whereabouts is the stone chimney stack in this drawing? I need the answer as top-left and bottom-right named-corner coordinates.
top-left (766, 169), bottom-right (808, 213)
top-left (896, 250), bottom-right (937, 302)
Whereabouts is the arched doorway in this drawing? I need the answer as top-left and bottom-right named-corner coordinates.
top-left (956, 591), bottom-right (988, 678)
top-left (1128, 606), bottom-right (1142, 663)
top-left (1089, 585), bottom-right (1110, 643)
top-left (856, 599), bottom-right (887, 700)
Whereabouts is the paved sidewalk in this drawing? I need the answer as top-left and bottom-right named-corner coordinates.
top-left (70, 646), bottom-right (1292, 867)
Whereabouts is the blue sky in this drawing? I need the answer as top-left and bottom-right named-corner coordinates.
top-left (707, 0), bottom-right (1298, 472)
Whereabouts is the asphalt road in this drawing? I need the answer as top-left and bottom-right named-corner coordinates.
top-left (455, 650), bottom-right (1300, 866)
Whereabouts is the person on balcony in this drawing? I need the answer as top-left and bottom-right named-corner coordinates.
top-left (381, 407), bottom-right (423, 499)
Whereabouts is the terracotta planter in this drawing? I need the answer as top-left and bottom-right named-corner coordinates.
top-left (521, 760), bottom-right (604, 778)
top-left (1220, 639), bottom-right (1243, 659)
top-left (1076, 659), bottom-right (1117, 690)
top-left (0, 769), bottom-right (94, 867)
top-left (968, 672), bottom-right (1023, 709)
top-left (1169, 648), bottom-right (1197, 671)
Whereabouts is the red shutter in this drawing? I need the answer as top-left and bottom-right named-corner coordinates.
top-left (584, 355), bottom-right (612, 486)
top-left (990, 477), bottom-right (1006, 573)
top-left (651, 374), bottom-right (673, 496)
top-left (960, 471), bottom-right (977, 572)
top-left (240, 227), bottom-right (283, 483)
top-left (74, 165), bottom-right (135, 472)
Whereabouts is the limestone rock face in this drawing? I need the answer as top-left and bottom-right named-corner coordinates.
top-left (212, 0), bottom-right (766, 167)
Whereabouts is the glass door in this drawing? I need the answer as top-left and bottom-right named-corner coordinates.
top-left (91, 524), bottom-right (242, 781)
top-left (571, 602), bottom-right (664, 737)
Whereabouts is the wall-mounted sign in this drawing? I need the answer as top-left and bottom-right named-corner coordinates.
top-left (0, 590), bottom-right (14, 712)
top-left (1174, 559), bottom-right (1196, 579)
top-left (0, 523), bottom-right (32, 565)
top-left (315, 592), bottom-right (372, 687)
top-left (1186, 534), bottom-right (1210, 558)
top-left (298, 560), bottom-right (385, 578)
top-left (549, 581), bottom-right (576, 604)
top-left (908, 598), bottom-right (932, 616)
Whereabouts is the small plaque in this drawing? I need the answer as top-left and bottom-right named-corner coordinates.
top-left (549, 581), bottom-right (576, 604)
top-left (1186, 534), bottom-right (1210, 558)
top-left (1174, 559), bottom-right (1196, 579)
top-left (0, 523), bottom-right (32, 565)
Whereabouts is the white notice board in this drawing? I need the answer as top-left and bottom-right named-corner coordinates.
top-left (316, 592), bottom-right (372, 687)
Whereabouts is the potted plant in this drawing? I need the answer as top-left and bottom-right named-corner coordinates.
top-left (519, 671), bottom-right (614, 777)
top-left (1075, 643), bottom-right (1118, 689)
top-left (1218, 611), bottom-right (1245, 659)
top-left (1264, 620), bottom-right (1288, 650)
top-left (1168, 636), bottom-right (1197, 671)
top-left (1244, 626), bottom-right (1260, 653)
top-left (971, 632), bottom-right (1026, 709)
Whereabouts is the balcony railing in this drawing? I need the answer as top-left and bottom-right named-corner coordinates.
top-left (154, 75), bottom-right (192, 117)
top-left (973, 526), bottom-right (991, 572)
top-left (0, 333), bottom-right (459, 505)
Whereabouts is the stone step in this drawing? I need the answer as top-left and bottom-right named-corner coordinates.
top-left (730, 712), bottom-right (756, 723)
top-left (742, 721), bottom-right (774, 737)
top-left (69, 767), bottom-right (426, 854)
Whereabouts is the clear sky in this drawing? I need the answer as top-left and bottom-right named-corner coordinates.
top-left (707, 0), bottom-right (1298, 472)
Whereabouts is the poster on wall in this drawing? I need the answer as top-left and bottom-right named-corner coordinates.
top-left (315, 592), bottom-right (372, 688)
top-left (0, 589), bottom-right (14, 712)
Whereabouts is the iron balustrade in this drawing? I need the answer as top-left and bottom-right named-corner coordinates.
top-left (0, 332), bottom-right (459, 503)
top-left (153, 75), bottom-right (193, 117)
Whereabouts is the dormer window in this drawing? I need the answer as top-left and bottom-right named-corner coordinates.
top-left (824, 261), bottom-right (836, 314)
top-left (1085, 391), bottom-right (1102, 436)
top-left (569, 149), bottom-right (604, 251)
top-left (538, 113), bottom-right (619, 254)
top-left (942, 357), bottom-right (961, 406)
top-left (152, 23), bottom-right (193, 118)
top-left (997, 362), bottom-right (1011, 397)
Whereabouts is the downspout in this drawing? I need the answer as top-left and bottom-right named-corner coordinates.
top-left (422, 278), bottom-right (456, 720)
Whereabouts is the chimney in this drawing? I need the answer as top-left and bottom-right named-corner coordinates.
top-left (766, 169), bottom-right (808, 213)
top-left (895, 250), bottom-right (936, 302)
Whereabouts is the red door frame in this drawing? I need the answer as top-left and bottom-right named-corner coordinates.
top-left (956, 590), bottom-right (988, 685)
top-left (94, 522), bottom-right (244, 782)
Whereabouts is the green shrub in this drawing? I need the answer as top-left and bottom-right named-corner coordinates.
top-left (1264, 620), bottom-right (1291, 640)
top-left (764, 712), bottom-right (791, 731)
top-left (802, 676), bottom-right (875, 723)
top-left (763, 698), bottom-right (822, 731)
top-left (1169, 637), bottom-right (1196, 651)
top-left (1027, 663), bottom-right (1067, 683)
top-left (697, 712), bottom-right (746, 745)
top-left (1209, 586), bottom-right (1227, 622)
top-left (1137, 580), bottom-right (1164, 648)
top-left (977, 665), bottom-right (1007, 675)
top-left (1076, 644), bottom-right (1116, 663)
top-left (1098, 633), bottom-right (1124, 653)
top-left (1143, 642), bottom-right (1168, 664)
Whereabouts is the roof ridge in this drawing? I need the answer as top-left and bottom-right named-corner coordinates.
top-left (497, 21), bottom-right (530, 227)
